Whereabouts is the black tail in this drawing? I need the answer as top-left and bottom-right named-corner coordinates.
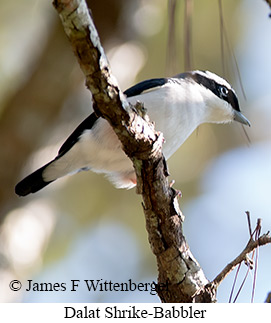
top-left (15, 161), bottom-right (55, 196)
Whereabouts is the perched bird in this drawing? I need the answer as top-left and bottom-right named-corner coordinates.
top-left (15, 70), bottom-right (250, 196)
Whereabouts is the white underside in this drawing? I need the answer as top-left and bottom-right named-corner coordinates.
top-left (43, 81), bottom-right (234, 189)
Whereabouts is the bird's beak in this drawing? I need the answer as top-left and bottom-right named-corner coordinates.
top-left (233, 110), bottom-right (251, 127)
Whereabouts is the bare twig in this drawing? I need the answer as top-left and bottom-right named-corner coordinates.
top-left (166, 0), bottom-right (178, 75)
top-left (195, 227), bottom-right (271, 301)
top-left (218, 0), bottom-right (251, 147)
top-left (211, 225), bottom-right (271, 290)
top-left (246, 211), bottom-right (253, 238)
top-left (232, 264), bottom-right (250, 303)
top-left (184, 0), bottom-right (193, 71)
top-left (218, 0), bottom-right (226, 76)
top-left (228, 263), bottom-right (241, 302)
top-left (251, 219), bottom-right (261, 302)
top-left (217, 0), bottom-right (246, 100)
top-left (227, 216), bottom-right (264, 303)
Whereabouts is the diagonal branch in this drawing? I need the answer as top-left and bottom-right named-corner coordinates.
top-left (53, 0), bottom-right (211, 302)
top-left (211, 232), bottom-right (271, 289)
top-left (194, 218), bottom-right (271, 301)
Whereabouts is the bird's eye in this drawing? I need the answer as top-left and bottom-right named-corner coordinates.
top-left (219, 86), bottom-right (228, 98)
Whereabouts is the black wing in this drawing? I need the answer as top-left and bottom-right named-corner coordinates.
top-left (124, 78), bottom-right (168, 98)
top-left (59, 78), bottom-right (169, 156)
top-left (15, 161), bottom-right (55, 196)
top-left (59, 78), bottom-right (168, 154)
top-left (15, 78), bottom-right (170, 196)
top-left (58, 112), bottom-right (99, 156)
top-left (15, 113), bottom-right (99, 196)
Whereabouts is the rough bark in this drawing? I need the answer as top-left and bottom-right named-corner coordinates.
top-left (52, 0), bottom-right (271, 303)
top-left (53, 0), bottom-right (210, 302)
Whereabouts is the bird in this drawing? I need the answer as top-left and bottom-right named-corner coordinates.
top-left (15, 70), bottom-right (250, 196)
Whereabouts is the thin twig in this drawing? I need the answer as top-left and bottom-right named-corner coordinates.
top-left (251, 220), bottom-right (261, 302)
top-left (211, 226), bottom-right (271, 290)
top-left (241, 126), bottom-right (251, 147)
top-left (232, 264), bottom-right (250, 303)
top-left (184, 0), bottom-right (193, 71)
top-left (217, 0), bottom-right (246, 100)
top-left (218, 0), bottom-right (226, 76)
top-left (229, 263), bottom-right (241, 303)
top-left (218, 0), bottom-right (251, 146)
top-left (228, 216), bottom-right (264, 302)
top-left (246, 211), bottom-right (253, 238)
top-left (166, 0), bottom-right (177, 75)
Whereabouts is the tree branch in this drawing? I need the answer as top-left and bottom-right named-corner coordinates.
top-left (53, 0), bottom-right (211, 303)
top-left (53, 0), bottom-right (271, 303)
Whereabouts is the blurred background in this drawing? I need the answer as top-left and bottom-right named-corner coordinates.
top-left (0, 0), bottom-right (270, 303)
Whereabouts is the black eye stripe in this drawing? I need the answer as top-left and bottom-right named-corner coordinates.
top-left (224, 89), bottom-right (241, 112)
top-left (188, 72), bottom-right (241, 112)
